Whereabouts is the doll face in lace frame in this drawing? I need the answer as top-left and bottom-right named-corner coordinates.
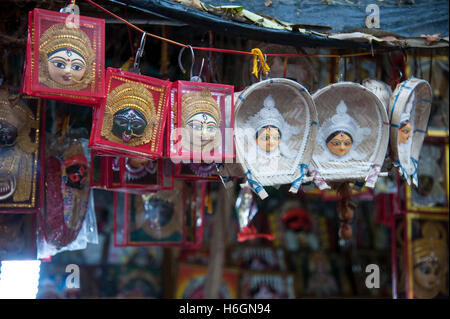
top-left (47, 48), bottom-right (88, 86)
top-left (256, 125), bottom-right (281, 153)
top-left (326, 131), bottom-right (353, 157)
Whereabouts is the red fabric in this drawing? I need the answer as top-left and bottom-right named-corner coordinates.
top-left (44, 156), bottom-right (80, 248)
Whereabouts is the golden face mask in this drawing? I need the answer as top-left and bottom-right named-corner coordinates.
top-left (39, 23), bottom-right (95, 90)
top-left (101, 82), bottom-right (158, 146)
top-left (0, 91), bottom-right (38, 203)
top-left (180, 88), bottom-right (222, 152)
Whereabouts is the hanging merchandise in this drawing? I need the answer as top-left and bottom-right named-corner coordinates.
top-left (234, 78), bottom-right (318, 199)
top-left (310, 82), bottom-right (390, 189)
top-left (168, 47), bottom-right (235, 163)
top-left (89, 152), bottom-right (174, 193)
top-left (387, 78), bottom-right (432, 186)
top-left (90, 68), bottom-right (172, 159)
top-left (111, 157), bottom-right (175, 194)
top-left (0, 213), bottom-right (37, 261)
top-left (235, 186), bottom-right (258, 231)
top-left (114, 181), bottom-right (206, 248)
top-left (38, 137), bottom-right (98, 257)
top-left (174, 163), bottom-right (220, 181)
top-left (0, 89), bottom-right (45, 213)
top-left (21, 8), bottom-right (105, 105)
top-left (395, 214), bottom-right (449, 299)
top-left (361, 78), bottom-right (393, 110)
top-left (405, 143), bottom-right (448, 212)
top-left (310, 82), bottom-right (390, 239)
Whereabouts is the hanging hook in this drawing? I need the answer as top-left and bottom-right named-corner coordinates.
top-left (257, 54), bottom-right (270, 82)
top-left (178, 45), bottom-right (204, 82)
top-left (132, 32), bottom-right (146, 74)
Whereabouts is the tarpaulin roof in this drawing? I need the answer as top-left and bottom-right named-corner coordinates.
top-left (111, 0), bottom-right (449, 49)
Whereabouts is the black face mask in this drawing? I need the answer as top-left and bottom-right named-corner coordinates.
top-left (112, 108), bottom-right (147, 143)
top-left (143, 198), bottom-right (174, 230)
top-left (65, 163), bottom-right (88, 189)
top-left (0, 120), bottom-right (18, 149)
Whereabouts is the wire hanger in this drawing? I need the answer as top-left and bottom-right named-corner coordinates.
top-left (178, 45), bottom-right (204, 82)
top-left (132, 32), bottom-right (147, 74)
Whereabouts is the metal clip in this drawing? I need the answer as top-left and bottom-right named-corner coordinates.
top-left (178, 45), bottom-right (205, 82)
top-left (132, 32), bottom-right (147, 74)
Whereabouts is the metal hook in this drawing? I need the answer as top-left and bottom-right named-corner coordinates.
top-left (178, 45), bottom-right (193, 75)
top-left (257, 54), bottom-right (269, 82)
top-left (178, 45), bottom-right (204, 82)
top-left (132, 32), bottom-right (147, 74)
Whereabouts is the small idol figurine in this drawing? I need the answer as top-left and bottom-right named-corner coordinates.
top-left (39, 23), bottom-right (95, 90)
top-left (101, 82), bottom-right (158, 146)
top-left (180, 88), bottom-right (222, 154)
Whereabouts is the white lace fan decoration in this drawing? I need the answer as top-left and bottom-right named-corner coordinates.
top-left (234, 78), bottom-right (318, 199)
top-left (387, 78), bottom-right (432, 187)
top-left (310, 82), bottom-right (389, 189)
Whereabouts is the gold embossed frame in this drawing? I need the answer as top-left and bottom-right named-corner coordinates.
top-left (90, 68), bottom-right (171, 159)
top-left (22, 8), bottom-right (105, 105)
top-left (0, 91), bottom-right (45, 213)
top-left (168, 80), bottom-right (235, 162)
top-left (113, 181), bottom-right (205, 247)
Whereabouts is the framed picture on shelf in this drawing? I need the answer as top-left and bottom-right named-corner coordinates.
top-left (395, 213), bottom-right (449, 299)
top-left (174, 263), bottom-right (239, 299)
top-left (239, 271), bottom-right (296, 299)
top-left (228, 245), bottom-right (288, 272)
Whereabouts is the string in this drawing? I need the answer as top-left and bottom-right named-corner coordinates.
top-left (84, 0), bottom-right (399, 59)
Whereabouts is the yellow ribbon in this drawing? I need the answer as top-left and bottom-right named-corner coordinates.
top-left (251, 48), bottom-right (270, 79)
top-left (121, 56), bottom-right (134, 72)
